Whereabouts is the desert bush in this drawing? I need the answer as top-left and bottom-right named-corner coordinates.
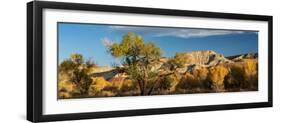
top-left (224, 59), bottom-right (258, 90)
top-left (159, 76), bottom-right (173, 90)
top-left (207, 65), bottom-right (229, 91)
top-left (92, 85), bottom-right (117, 97)
top-left (120, 80), bottom-right (138, 92)
top-left (110, 79), bottom-right (137, 92)
top-left (192, 67), bottom-right (209, 80)
top-left (111, 79), bottom-right (123, 90)
top-left (94, 91), bottom-right (116, 97)
top-left (59, 53), bottom-right (94, 96)
top-left (168, 74), bottom-right (181, 91)
top-left (191, 67), bottom-right (212, 89)
top-left (88, 77), bottom-right (139, 97)
top-left (243, 59), bottom-right (258, 89)
top-left (99, 86), bottom-right (118, 97)
top-left (248, 73), bottom-right (258, 90)
top-left (224, 64), bottom-right (243, 90)
top-left (88, 77), bottom-right (112, 96)
top-left (243, 59), bottom-right (257, 74)
top-left (59, 81), bottom-right (75, 92)
top-left (58, 90), bottom-right (71, 99)
top-left (224, 72), bottom-right (239, 90)
top-left (150, 74), bottom-right (180, 95)
top-left (58, 81), bottom-right (76, 98)
top-left (175, 73), bottom-right (201, 93)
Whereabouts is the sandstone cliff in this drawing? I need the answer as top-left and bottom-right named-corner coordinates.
top-left (178, 50), bottom-right (233, 66)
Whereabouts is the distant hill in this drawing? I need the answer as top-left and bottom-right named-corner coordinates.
top-left (89, 50), bottom-right (258, 81)
top-left (161, 50), bottom-right (234, 73)
top-left (174, 50), bottom-right (233, 66)
top-left (226, 53), bottom-right (258, 61)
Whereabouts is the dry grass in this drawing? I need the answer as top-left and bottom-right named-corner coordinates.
top-left (58, 81), bottom-right (76, 98)
top-left (88, 77), bottom-right (112, 96)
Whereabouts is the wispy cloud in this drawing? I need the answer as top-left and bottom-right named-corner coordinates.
top-left (109, 25), bottom-right (249, 39)
top-left (155, 29), bottom-right (245, 38)
top-left (101, 37), bottom-right (114, 47)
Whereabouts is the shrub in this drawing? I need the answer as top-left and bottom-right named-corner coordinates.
top-left (224, 72), bottom-right (239, 89)
top-left (192, 67), bottom-right (209, 81)
top-left (59, 53), bottom-right (95, 96)
top-left (58, 91), bottom-right (71, 98)
top-left (120, 79), bottom-right (138, 92)
top-left (94, 91), bottom-right (116, 97)
top-left (224, 64), bottom-right (243, 89)
top-left (89, 77), bottom-right (139, 97)
top-left (243, 59), bottom-right (258, 89)
top-left (207, 65), bottom-right (229, 91)
top-left (58, 81), bottom-right (76, 98)
top-left (159, 76), bottom-right (173, 90)
top-left (169, 74), bottom-right (181, 91)
top-left (224, 59), bottom-right (258, 90)
top-left (175, 73), bottom-right (200, 93)
top-left (111, 79), bottom-right (123, 90)
top-left (110, 78), bottom-right (137, 91)
top-left (88, 77), bottom-right (112, 96)
top-left (191, 66), bottom-right (212, 89)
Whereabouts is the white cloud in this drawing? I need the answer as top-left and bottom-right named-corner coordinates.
top-left (101, 37), bottom-right (114, 47)
top-left (109, 25), bottom-right (248, 39)
top-left (155, 29), bottom-right (245, 38)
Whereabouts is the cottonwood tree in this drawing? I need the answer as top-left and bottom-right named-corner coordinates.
top-left (107, 32), bottom-right (185, 95)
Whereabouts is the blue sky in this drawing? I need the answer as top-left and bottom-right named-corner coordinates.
top-left (58, 23), bottom-right (258, 66)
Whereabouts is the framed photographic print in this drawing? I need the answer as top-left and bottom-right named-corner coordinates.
top-left (27, 1), bottom-right (273, 122)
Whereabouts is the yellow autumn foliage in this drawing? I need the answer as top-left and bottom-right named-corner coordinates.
top-left (121, 79), bottom-right (137, 92)
top-left (225, 59), bottom-right (258, 89)
top-left (242, 59), bottom-right (258, 79)
top-left (175, 67), bottom-right (212, 92)
top-left (88, 77), bottom-right (112, 96)
top-left (207, 65), bottom-right (229, 91)
top-left (111, 80), bottom-right (123, 90)
top-left (165, 74), bottom-right (181, 91)
top-left (176, 73), bottom-right (199, 91)
top-left (58, 81), bottom-right (76, 98)
top-left (192, 66), bottom-right (209, 82)
top-left (97, 91), bottom-right (115, 97)
top-left (111, 79), bottom-right (137, 92)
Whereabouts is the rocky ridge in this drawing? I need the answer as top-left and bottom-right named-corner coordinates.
top-left (90, 50), bottom-right (246, 80)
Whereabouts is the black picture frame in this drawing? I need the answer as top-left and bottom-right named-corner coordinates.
top-left (27, 1), bottom-right (273, 122)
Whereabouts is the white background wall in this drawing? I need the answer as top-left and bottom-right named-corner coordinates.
top-left (0, 0), bottom-right (280, 122)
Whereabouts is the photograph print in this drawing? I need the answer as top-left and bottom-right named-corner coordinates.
top-left (58, 23), bottom-right (258, 99)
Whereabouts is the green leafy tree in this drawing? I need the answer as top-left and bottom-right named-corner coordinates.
top-left (59, 54), bottom-right (93, 96)
top-left (108, 32), bottom-right (162, 95)
top-left (107, 32), bottom-right (186, 95)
